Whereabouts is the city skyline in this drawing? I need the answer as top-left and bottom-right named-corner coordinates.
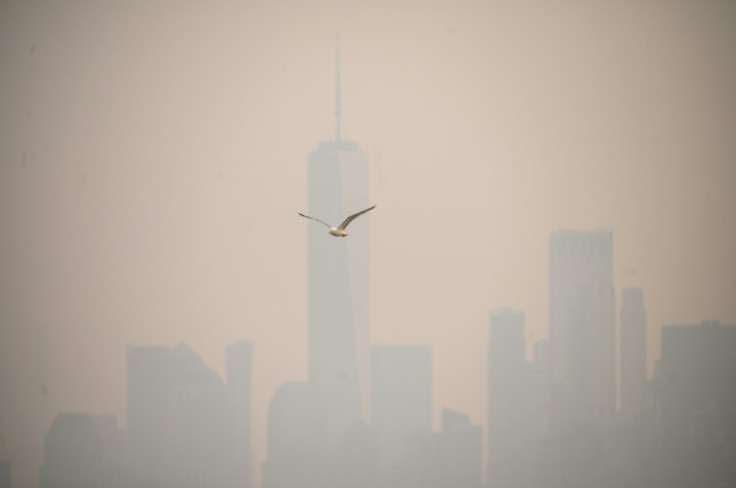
top-left (2, 1), bottom-right (735, 487)
top-left (30, 312), bottom-right (736, 488)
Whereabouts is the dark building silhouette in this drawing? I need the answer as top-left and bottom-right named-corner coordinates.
top-left (227, 341), bottom-right (254, 488)
top-left (487, 309), bottom-right (529, 488)
top-left (262, 381), bottom-right (328, 488)
top-left (39, 413), bottom-right (127, 488)
top-left (659, 321), bottom-right (736, 488)
top-left (619, 287), bottom-right (647, 419)
top-left (371, 345), bottom-right (432, 484)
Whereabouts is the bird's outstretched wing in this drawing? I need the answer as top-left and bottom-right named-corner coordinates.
top-left (299, 213), bottom-right (333, 229)
top-left (338, 205), bottom-right (376, 230)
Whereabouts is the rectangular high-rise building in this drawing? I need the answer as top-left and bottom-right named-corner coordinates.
top-left (305, 42), bottom-right (372, 456)
top-left (307, 138), bottom-right (371, 439)
top-left (127, 346), bottom-right (172, 482)
top-left (226, 341), bottom-right (253, 488)
top-left (619, 288), bottom-right (646, 418)
top-left (487, 309), bottom-right (528, 488)
top-left (659, 321), bottom-right (736, 488)
top-left (301, 41), bottom-right (373, 488)
top-left (549, 230), bottom-right (616, 425)
top-left (371, 345), bottom-right (432, 475)
top-left (127, 344), bottom-right (239, 487)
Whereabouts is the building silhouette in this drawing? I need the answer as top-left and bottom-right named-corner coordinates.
top-left (226, 341), bottom-right (254, 488)
top-left (529, 339), bottom-right (552, 452)
top-left (659, 321), bottom-right (736, 488)
top-left (39, 413), bottom-right (127, 488)
top-left (486, 309), bottom-right (529, 488)
top-left (534, 230), bottom-right (616, 488)
top-left (437, 409), bottom-right (482, 488)
top-left (371, 345), bottom-right (432, 484)
top-left (619, 287), bottom-right (647, 419)
top-left (126, 346), bottom-right (172, 485)
top-left (127, 343), bottom-right (243, 488)
top-left (402, 409), bottom-right (481, 488)
top-left (340, 421), bottom-right (378, 488)
top-left (306, 38), bottom-right (371, 462)
top-left (262, 382), bottom-right (328, 488)
top-left (549, 230), bottom-right (616, 426)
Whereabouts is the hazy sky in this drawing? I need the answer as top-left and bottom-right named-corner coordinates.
top-left (1, 1), bottom-right (735, 486)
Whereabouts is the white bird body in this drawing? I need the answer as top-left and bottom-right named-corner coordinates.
top-left (299, 205), bottom-right (376, 237)
top-left (328, 228), bottom-right (349, 237)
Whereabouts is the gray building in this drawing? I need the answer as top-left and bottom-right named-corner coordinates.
top-left (40, 413), bottom-right (127, 488)
top-left (371, 345), bottom-right (432, 478)
top-left (126, 346), bottom-right (172, 484)
top-left (127, 344), bottom-right (240, 488)
top-left (619, 287), bottom-right (647, 418)
top-left (487, 309), bottom-right (528, 488)
top-left (340, 421), bottom-right (378, 488)
top-left (226, 341), bottom-right (254, 488)
top-left (306, 39), bottom-right (372, 455)
top-left (437, 409), bottom-right (482, 488)
top-left (262, 382), bottom-right (328, 488)
top-left (659, 321), bottom-right (736, 488)
top-left (549, 230), bottom-right (616, 426)
top-left (402, 409), bottom-right (481, 488)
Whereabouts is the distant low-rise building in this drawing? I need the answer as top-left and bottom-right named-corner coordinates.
top-left (371, 345), bottom-right (432, 479)
top-left (262, 381), bottom-right (328, 488)
top-left (40, 413), bottom-right (127, 488)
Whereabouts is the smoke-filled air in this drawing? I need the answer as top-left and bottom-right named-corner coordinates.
top-left (1, 1), bottom-right (735, 488)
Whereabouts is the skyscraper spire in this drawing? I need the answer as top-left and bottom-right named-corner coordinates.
top-left (335, 34), bottom-right (342, 145)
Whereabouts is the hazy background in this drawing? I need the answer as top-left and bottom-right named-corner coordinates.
top-left (1, 0), bottom-right (735, 486)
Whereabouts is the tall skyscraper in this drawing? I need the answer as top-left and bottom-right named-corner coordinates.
top-left (306, 38), bottom-right (371, 451)
top-left (226, 341), bottom-right (253, 488)
top-left (371, 345), bottom-right (432, 477)
top-left (487, 309), bottom-right (528, 488)
top-left (548, 230), bottom-right (616, 425)
top-left (619, 287), bottom-right (646, 418)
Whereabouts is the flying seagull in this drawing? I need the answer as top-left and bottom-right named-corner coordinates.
top-left (299, 205), bottom-right (376, 237)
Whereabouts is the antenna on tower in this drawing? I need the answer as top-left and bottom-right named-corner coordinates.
top-left (335, 34), bottom-right (342, 145)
